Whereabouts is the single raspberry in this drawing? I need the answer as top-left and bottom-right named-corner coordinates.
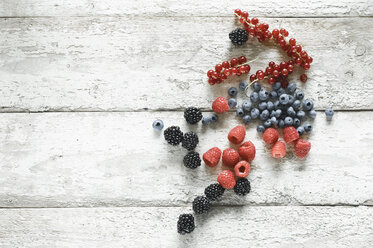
top-left (238, 141), bottom-right (256, 162)
top-left (222, 148), bottom-right (240, 167)
top-left (234, 178), bottom-right (251, 196)
top-left (212, 97), bottom-right (229, 113)
top-left (294, 139), bottom-right (311, 159)
top-left (234, 160), bottom-right (251, 178)
top-left (228, 125), bottom-right (246, 144)
top-left (217, 170), bottom-right (236, 189)
top-left (271, 141), bottom-right (286, 158)
top-left (283, 126), bottom-right (299, 144)
top-left (263, 128), bottom-right (279, 145)
top-left (203, 147), bottom-right (222, 167)
top-left (204, 183), bottom-right (225, 201)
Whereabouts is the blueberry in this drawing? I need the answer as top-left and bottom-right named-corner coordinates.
top-left (288, 95), bottom-right (295, 105)
top-left (278, 119), bottom-right (285, 128)
top-left (273, 82), bottom-right (281, 90)
top-left (277, 88), bottom-right (286, 96)
top-left (284, 116), bottom-right (293, 126)
top-left (250, 92), bottom-right (259, 103)
top-left (228, 98), bottom-right (237, 109)
top-left (269, 91), bottom-right (277, 99)
top-left (257, 125), bottom-right (265, 133)
top-left (263, 119), bottom-right (272, 128)
top-left (239, 81), bottom-right (249, 91)
top-left (325, 108), bottom-right (334, 120)
top-left (274, 100), bottom-right (280, 109)
top-left (267, 101), bottom-right (274, 111)
top-left (259, 88), bottom-right (269, 101)
top-left (287, 106), bottom-right (296, 117)
top-left (270, 116), bottom-right (278, 126)
top-left (260, 109), bottom-right (270, 121)
top-left (252, 82), bottom-right (261, 92)
top-left (279, 94), bottom-right (289, 105)
top-left (228, 87), bottom-right (238, 97)
top-left (242, 100), bottom-right (252, 111)
top-left (275, 109), bottom-right (282, 118)
top-left (309, 109), bottom-right (317, 119)
top-left (258, 102), bottom-right (268, 111)
top-left (304, 123), bottom-right (312, 132)
top-left (297, 110), bottom-right (306, 119)
top-left (152, 119), bottom-right (164, 130)
top-left (287, 82), bottom-right (297, 93)
top-left (293, 118), bottom-right (301, 128)
top-left (236, 108), bottom-right (245, 117)
top-left (250, 108), bottom-right (260, 119)
top-left (303, 99), bottom-right (314, 111)
top-left (292, 100), bottom-right (301, 110)
top-left (295, 91), bottom-right (304, 100)
top-left (202, 116), bottom-right (211, 125)
top-left (243, 115), bottom-right (252, 124)
top-left (210, 114), bottom-right (218, 122)
top-left (297, 126), bottom-right (305, 135)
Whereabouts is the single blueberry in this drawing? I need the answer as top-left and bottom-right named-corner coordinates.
top-left (275, 109), bottom-right (282, 118)
top-left (293, 100), bottom-right (301, 110)
top-left (304, 123), bottom-right (312, 132)
top-left (228, 87), bottom-right (238, 97)
top-left (270, 116), bottom-right (278, 125)
top-left (325, 108), bottom-right (334, 120)
top-left (297, 126), bottom-right (305, 135)
top-left (287, 106), bottom-right (296, 117)
top-left (278, 119), bottom-right (285, 128)
top-left (263, 119), bottom-right (272, 128)
top-left (257, 125), bottom-right (265, 133)
top-left (274, 100), bottom-right (280, 109)
top-left (259, 88), bottom-right (269, 101)
top-left (258, 102), bottom-right (268, 111)
top-left (236, 108), bottom-right (245, 117)
top-left (242, 100), bottom-right (252, 111)
top-left (267, 101), bottom-right (274, 111)
top-left (273, 82), bottom-right (281, 90)
top-left (239, 81), bottom-right (249, 91)
top-left (202, 116), bottom-right (211, 125)
top-left (309, 109), bottom-right (317, 119)
top-left (297, 110), bottom-right (306, 119)
top-left (152, 119), bottom-right (164, 130)
top-left (260, 109), bottom-right (270, 121)
top-left (287, 82), bottom-right (297, 93)
top-left (250, 108), bottom-right (260, 119)
top-left (210, 114), bottom-right (218, 122)
top-left (293, 118), bottom-right (301, 128)
top-left (252, 82), bottom-right (261, 92)
top-left (303, 99), bottom-right (314, 111)
top-left (250, 92), bottom-right (259, 103)
top-left (269, 91), bottom-right (277, 99)
top-left (288, 95), bottom-right (295, 105)
top-left (243, 115), bottom-right (252, 124)
top-left (295, 91), bottom-right (305, 100)
top-left (277, 88), bottom-right (286, 96)
top-left (284, 116), bottom-right (293, 126)
top-left (279, 94), bottom-right (290, 105)
top-left (228, 98), bottom-right (237, 109)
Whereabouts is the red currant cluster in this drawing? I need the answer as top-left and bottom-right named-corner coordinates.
top-left (207, 56), bottom-right (251, 85)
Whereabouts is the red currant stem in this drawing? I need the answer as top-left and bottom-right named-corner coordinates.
top-left (215, 61), bottom-right (252, 76)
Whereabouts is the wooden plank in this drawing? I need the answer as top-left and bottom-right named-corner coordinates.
top-left (0, 17), bottom-right (372, 112)
top-left (0, 111), bottom-right (371, 208)
top-left (0, 206), bottom-right (372, 247)
top-left (0, 0), bottom-right (372, 17)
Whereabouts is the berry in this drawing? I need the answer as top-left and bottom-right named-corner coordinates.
top-left (238, 141), bottom-right (256, 162)
top-left (272, 82), bottom-right (281, 90)
top-left (300, 73), bottom-right (308, 83)
top-left (274, 109), bottom-right (282, 118)
top-left (204, 183), bottom-right (225, 201)
top-left (228, 125), bottom-right (246, 144)
top-left (297, 126), bottom-right (305, 135)
top-left (183, 151), bottom-right (201, 169)
top-left (287, 82), bottom-right (297, 93)
top-left (193, 196), bottom-right (210, 214)
top-left (217, 170), bottom-right (236, 189)
top-left (203, 147), bottom-right (222, 167)
top-left (184, 107), bottom-right (202, 124)
top-left (234, 160), bottom-right (251, 178)
top-left (288, 95), bottom-right (295, 105)
top-left (259, 88), bottom-right (269, 101)
top-left (260, 109), bottom-right (270, 121)
top-left (292, 100), bottom-right (301, 110)
top-left (297, 110), bottom-right (306, 119)
top-left (284, 116), bottom-right (293, 126)
top-left (222, 148), bottom-right (240, 167)
top-left (263, 120), bottom-right (272, 128)
top-left (287, 106), bottom-right (296, 117)
top-left (239, 81), bottom-right (249, 91)
top-left (250, 92), bottom-right (259, 103)
top-left (263, 128), bottom-right (279, 144)
top-left (242, 115), bottom-right (252, 124)
top-left (236, 108), bottom-right (245, 117)
top-left (229, 28), bottom-right (249, 46)
top-left (277, 88), bottom-right (286, 96)
top-left (242, 100), bottom-right (252, 111)
top-left (228, 87), bottom-right (238, 97)
top-left (283, 126), bottom-right (299, 143)
top-left (293, 118), bottom-right (301, 128)
top-left (295, 91), bottom-right (305, 100)
top-left (210, 113), bottom-right (219, 123)
top-left (279, 94), bottom-right (289, 105)
top-left (202, 116), bottom-right (211, 125)
top-left (252, 82), bottom-right (261, 92)
top-left (325, 108), bottom-right (334, 120)
top-left (294, 139), bottom-right (311, 159)
top-left (304, 123), bottom-right (313, 132)
top-left (309, 109), bottom-right (317, 119)
top-left (270, 116), bottom-right (278, 126)
top-left (267, 101), bottom-right (274, 111)
top-left (164, 126), bottom-right (183, 146)
top-left (278, 119), bottom-right (285, 128)
top-left (212, 97), bottom-right (230, 113)
top-left (257, 125), bottom-right (265, 133)
top-left (250, 108), bottom-right (260, 119)
top-left (234, 178), bottom-right (251, 196)
top-left (177, 214), bottom-right (195, 234)
top-left (182, 132), bottom-right (199, 150)
top-left (258, 102), bottom-right (268, 111)
top-left (271, 141), bottom-right (286, 158)
top-left (302, 99), bottom-right (314, 111)
top-left (152, 119), bottom-right (164, 130)
top-left (228, 98), bottom-right (238, 109)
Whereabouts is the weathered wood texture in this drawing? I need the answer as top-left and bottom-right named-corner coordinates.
top-left (0, 0), bottom-right (372, 17)
top-left (0, 111), bottom-right (371, 208)
top-left (0, 206), bottom-right (372, 247)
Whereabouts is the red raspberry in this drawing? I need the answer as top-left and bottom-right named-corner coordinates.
top-left (212, 97), bottom-right (229, 113)
top-left (271, 141), bottom-right (286, 158)
top-left (222, 148), bottom-right (240, 167)
top-left (217, 170), bottom-right (236, 189)
top-left (203, 147), bottom-right (222, 167)
top-left (263, 128), bottom-right (279, 145)
top-left (228, 125), bottom-right (246, 144)
top-left (238, 141), bottom-right (256, 162)
top-left (234, 161), bottom-right (251, 178)
top-left (283, 126), bottom-right (299, 144)
top-left (294, 139), bottom-right (311, 159)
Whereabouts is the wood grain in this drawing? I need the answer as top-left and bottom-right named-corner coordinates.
top-left (0, 111), bottom-right (371, 208)
top-left (0, 206), bottom-right (372, 247)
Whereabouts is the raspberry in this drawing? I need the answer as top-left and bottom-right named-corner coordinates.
top-left (222, 148), bottom-right (240, 167)
top-left (234, 160), bottom-right (251, 178)
top-left (203, 147), bottom-right (222, 167)
top-left (177, 214), bottom-right (195, 234)
top-left (228, 125), bottom-right (246, 144)
top-left (283, 126), bottom-right (300, 144)
top-left (192, 196), bottom-right (210, 214)
top-left (212, 97), bottom-right (229, 113)
top-left (271, 141), bottom-right (286, 158)
top-left (263, 128), bottom-right (279, 145)
top-left (204, 183), bottom-right (225, 201)
top-left (294, 139), bottom-right (311, 159)
top-left (217, 170), bottom-right (236, 189)
top-left (238, 141), bottom-right (256, 162)
top-left (234, 178), bottom-right (251, 196)
top-left (182, 132), bottom-right (199, 151)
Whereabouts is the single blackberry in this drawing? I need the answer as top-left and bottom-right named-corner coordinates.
top-left (184, 107), bottom-right (202, 124)
top-left (234, 178), bottom-right (251, 196)
top-left (177, 214), bottom-right (195, 234)
top-left (164, 126), bottom-right (183, 146)
top-left (229, 28), bottom-right (248, 46)
top-left (182, 132), bottom-right (199, 150)
top-left (183, 151), bottom-right (201, 169)
top-left (204, 183), bottom-right (225, 201)
top-left (192, 196), bottom-right (210, 214)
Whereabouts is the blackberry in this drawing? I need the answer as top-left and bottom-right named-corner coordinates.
top-left (184, 107), bottom-right (202, 124)
top-left (229, 28), bottom-right (248, 46)
top-left (192, 196), bottom-right (210, 214)
top-left (177, 214), bottom-right (195, 234)
top-left (204, 183), bottom-right (225, 201)
top-left (164, 126), bottom-right (183, 146)
top-left (183, 151), bottom-right (201, 169)
top-left (234, 178), bottom-right (251, 196)
top-left (182, 132), bottom-right (199, 151)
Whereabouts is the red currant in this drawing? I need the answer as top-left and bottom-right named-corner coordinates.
top-left (287, 64), bottom-right (294, 72)
top-left (280, 61), bottom-right (288, 69)
top-left (268, 76), bottom-right (275, 85)
top-left (222, 61), bottom-right (230, 68)
top-left (234, 9), bottom-right (241, 15)
top-left (231, 58), bottom-right (239, 67)
top-left (208, 78), bottom-right (215, 85)
top-left (272, 29), bottom-right (279, 38)
top-left (300, 73), bottom-right (308, 83)
top-left (207, 70), bottom-right (215, 78)
top-left (265, 66), bottom-right (273, 74)
top-left (241, 11), bottom-right (249, 19)
top-left (212, 71), bottom-right (219, 79)
top-left (272, 70), bottom-right (279, 77)
top-left (281, 68), bottom-right (288, 76)
top-left (251, 17), bottom-right (258, 25)
top-left (303, 63), bottom-right (310, 70)
top-left (231, 67), bottom-right (238, 75)
top-left (269, 61), bottom-right (275, 67)
top-left (273, 64), bottom-right (280, 71)
top-left (262, 23), bottom-right (269, 31)
top-left (223, 69), bottom-right (230, 77)
top-left (250, 74), bottom-right (257, 82)
top-left (307, 56), bottom-right (313, 64)
top-left (295, 58), bottom-right (302, 65)
top-left (215, 64), bottom-right (223, 73)
top-left (300, 50), bottom-right (308, 58)
top-left (238, 56), bottom-right (247, 64)
top-left (244, 64), bottom-right (251, 73)
top-left (239, 65), bottom-right (247, 74)
top-left (280, 28), bottom-right (289, 37)
top-left (289, 38), bottom-right (296, 46)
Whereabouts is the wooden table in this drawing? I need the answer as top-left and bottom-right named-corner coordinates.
top-left (0, 0), bottom-right (372, 247)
